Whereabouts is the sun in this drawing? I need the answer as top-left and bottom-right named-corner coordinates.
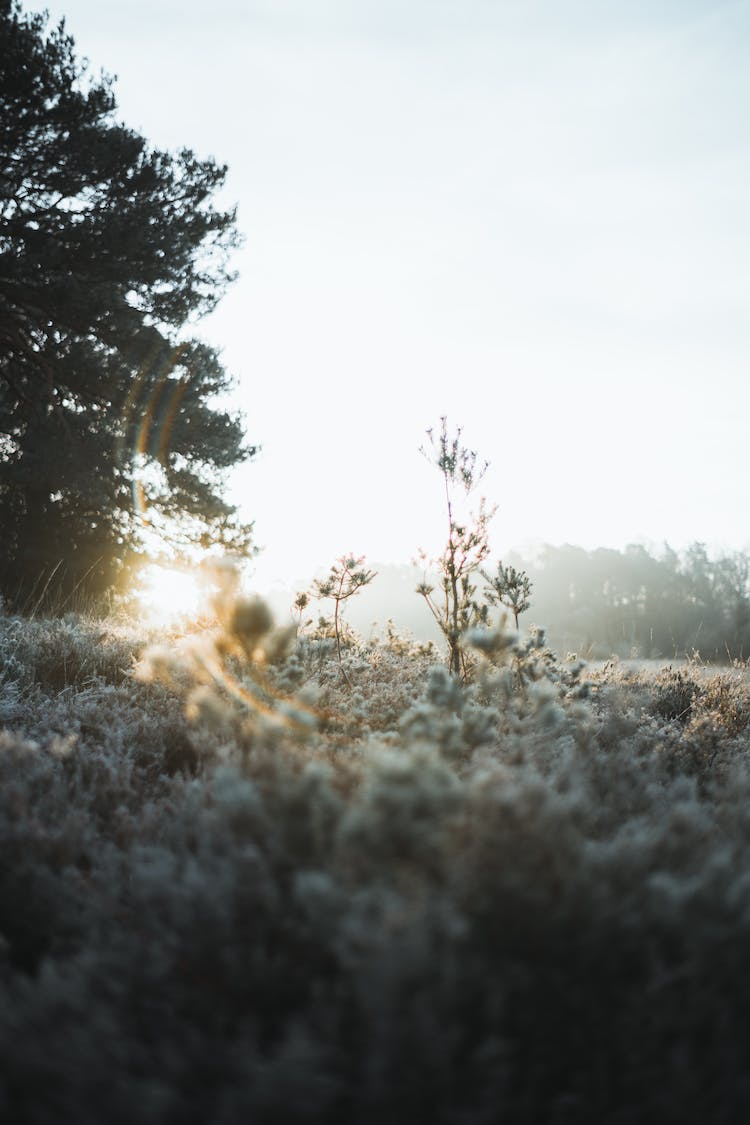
top-left (135, 563), bottom-right (210, 624)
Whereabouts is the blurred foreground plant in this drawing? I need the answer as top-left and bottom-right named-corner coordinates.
top-left (135, 559), bottom-right (322, 739)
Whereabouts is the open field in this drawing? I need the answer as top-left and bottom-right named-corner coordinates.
top-left (588, 656), bottom-right (750, 680)
top-left (3, 607), bottom-right (750, 1122)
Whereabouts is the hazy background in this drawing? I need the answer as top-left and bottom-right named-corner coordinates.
top-left (31, 0), bottom-right (750, 592)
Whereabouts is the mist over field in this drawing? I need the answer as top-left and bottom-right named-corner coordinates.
top-left (31, 0), bottom-right (750, 580)
top-left (262, 541), bottom-right (750, 665)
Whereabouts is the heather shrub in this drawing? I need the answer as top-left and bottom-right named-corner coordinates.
top-left (0, 614), bottom-right (138, 692)
top-left (3, 603), bottom-right (750, 1121)
top-left (648, 665), bottom-right (701, 723)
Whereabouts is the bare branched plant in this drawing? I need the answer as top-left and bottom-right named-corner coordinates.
top-left (417, 418), bottom-right (496, 681)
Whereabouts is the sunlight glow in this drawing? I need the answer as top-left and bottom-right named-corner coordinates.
top-left (136, 564), bottom-right (209, 624)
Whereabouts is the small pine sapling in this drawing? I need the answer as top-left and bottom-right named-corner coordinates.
top-left (309, 555), bottom-right (377, 685)
top-left (292, 591), bottom-right (312, 635)
top-left (482, 562), bottom-right (533, 631)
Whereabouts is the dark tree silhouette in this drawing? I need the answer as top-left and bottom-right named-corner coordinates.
top-left (0, 1), bottom-right (255, 607)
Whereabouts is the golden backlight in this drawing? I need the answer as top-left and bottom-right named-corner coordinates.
top-left (136, 564), bottom-right (208, 624)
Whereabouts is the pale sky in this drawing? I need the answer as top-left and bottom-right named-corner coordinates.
top-left (33, 0), bottom-right (750, 588)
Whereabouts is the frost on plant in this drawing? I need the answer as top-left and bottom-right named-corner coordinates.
top-left (303, 555), bottom-right (376, 686)
top-left (417, 417), bottom-right (532, 680)
top-left (5, 591), bottom-right (750, 1119)
top-left (482, 561), bottom-right (533, 631)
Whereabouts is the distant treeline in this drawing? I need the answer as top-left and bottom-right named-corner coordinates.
top-left (506, 542), bottom-right (750, 661)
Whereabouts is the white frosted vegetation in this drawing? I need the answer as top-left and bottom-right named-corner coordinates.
top-left (1, 603), bottom-right (750, 1121)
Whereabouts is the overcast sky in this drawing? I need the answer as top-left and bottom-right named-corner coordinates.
top-left (33, 0), bottom-right (750, 586)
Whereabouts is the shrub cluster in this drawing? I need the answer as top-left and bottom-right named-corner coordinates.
top-left (2, 607), bottom-right (750, 1122)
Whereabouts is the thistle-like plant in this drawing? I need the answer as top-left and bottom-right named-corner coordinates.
top-left (135, 559), bottom-right (319, 736)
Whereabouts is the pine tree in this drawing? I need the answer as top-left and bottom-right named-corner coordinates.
top-left (0, 1), bottom-right (255, 607)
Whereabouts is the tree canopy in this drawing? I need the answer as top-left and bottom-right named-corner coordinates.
top-left (0, 0), bottom-right (255, 608)
top-left (505, 541), bottom-right (750, 661)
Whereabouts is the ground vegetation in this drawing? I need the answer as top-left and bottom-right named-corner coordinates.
top-left (3, 595), bottom-right (750, 1121)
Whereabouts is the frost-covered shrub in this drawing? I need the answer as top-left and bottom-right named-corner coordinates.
top-left (399, 665), bottom-right (499, 762)
top-left (648, 665), bottom-right (700, 723)
top-left (697, 668), bottom-right (750, 736)
top-left (4, 609), bottom-right (750, 1121)
top-left (0, 614), bottom-right (139, 691)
